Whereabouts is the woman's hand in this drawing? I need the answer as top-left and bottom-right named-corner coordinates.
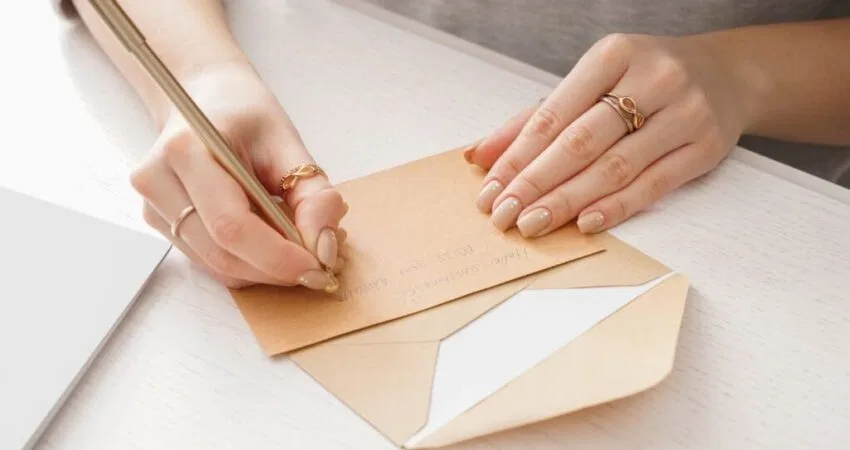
top-left (131, 65), bottom-right (347, 290)
top-left (465, 33), bottom-right (751, 237)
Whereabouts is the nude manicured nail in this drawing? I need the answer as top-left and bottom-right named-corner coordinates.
top-left (476, 180), bottom-right (504, 212)
top-left (463, 147), bottom-right (475, 164)
top-left (298, 269), bottom-right (334, 291)
top-left (491, 197), bottom-right (522, 231)
top-left (517, 208), bottom-right (552, 237)
top-left (462, 140), bottom-right (481, 164)
top-left (316, 228), bottom-right (338, 269)
top-left (577, 211), bottom-right (605, 233)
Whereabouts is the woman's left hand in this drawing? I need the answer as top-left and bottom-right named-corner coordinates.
top-left (465, 33), bottom-right (752, 237)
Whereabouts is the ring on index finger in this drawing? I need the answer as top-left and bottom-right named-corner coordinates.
top-left (599, 93), bottom-right (645, 133)
top-left (279, 163), bottom-right (326, 192)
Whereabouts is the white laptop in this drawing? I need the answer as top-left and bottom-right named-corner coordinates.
top-left (0, 186), bottom-right (170, 450)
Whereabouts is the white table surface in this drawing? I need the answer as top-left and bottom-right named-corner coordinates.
top-left (5, 1), bottom-right (850, 448)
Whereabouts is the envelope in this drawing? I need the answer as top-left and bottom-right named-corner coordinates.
top-left (291, 233), bottom-right (689, 448)
top-left (230, 149), bottom-right (604, 355)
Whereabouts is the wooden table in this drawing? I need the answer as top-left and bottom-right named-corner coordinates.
top-left (5, 1), bottom-right (849, 448)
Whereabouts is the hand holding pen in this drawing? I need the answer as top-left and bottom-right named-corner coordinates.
top-left (87, 0), bottom-right (345, 292)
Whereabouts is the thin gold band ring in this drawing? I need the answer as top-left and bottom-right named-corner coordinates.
top-left (170, 205), bottom-right (196, 238)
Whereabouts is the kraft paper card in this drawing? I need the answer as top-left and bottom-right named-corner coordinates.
top-left (229, 149), bottom-right (605, 355)
top-left (291, 233), bottom-right (690, 448)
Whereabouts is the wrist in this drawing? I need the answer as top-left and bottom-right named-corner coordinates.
top-left (686, 29), bottom-right (774, 137)
top-left (151, 58), bottom-right (261, 130)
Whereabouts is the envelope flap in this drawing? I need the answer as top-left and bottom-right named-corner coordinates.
top-left (335, 276), bottom-right (534, 345)
top-left (412, 273), bottom-right (690, 449)
top-left (528, 233), bottom-right (669, 290)
top-left (292, 341), bottom-right (439, 445)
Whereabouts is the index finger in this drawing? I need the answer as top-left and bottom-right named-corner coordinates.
top-left (260, 126), bottom-right (347, 271)
top-left (466, 101), bottom-right (540, 169)
top-left (477, 34), bottom-right (632, 211)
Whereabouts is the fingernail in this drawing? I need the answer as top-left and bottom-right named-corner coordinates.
top-left (337, 228), bottom-right (347, 243)
top-left (577, 211), bottom-right (605, 233)
top-left (463, 144), bottom-right (476, 164)
top-left (298, 269), bottom-right (334, 291)
top-left (475, 180), bottom-right (504, 212)
top-left (316, 228), bottom-right (338, 269)
top-left (342, 201), bottom-right (350, 215)
top-left (491, 197), bottom-right (522, 231)
top-left (517, 208), bottom-right (552, 238)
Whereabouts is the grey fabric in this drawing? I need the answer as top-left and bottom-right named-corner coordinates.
top-left (364, 0), bottom-right (848, 79)
top-left (54, 0), bottom-right (850, 186)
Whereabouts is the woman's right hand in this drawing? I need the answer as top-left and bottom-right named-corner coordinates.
top-left (131, 65), bottom-right (348, 291)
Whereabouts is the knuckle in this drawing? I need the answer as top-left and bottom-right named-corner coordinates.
top-left (219, 276), bottom-right (252, 290)
top-left (270, 257), bottom-right (295, 279)
top-left (610, 195), bottom-right (629, 221)
top-left (594, 33), bottom-right (637, 80)
top-left (129, 166), bottom-right (157, 198)
top-left (551, 189), bottom-right (574, 219)
top-left (558, 125), bottom-right (596, 161)
top-left (524, 106), bottom-right (564, 139)
top-left (685, 88), bottom-right (711, 114)
top-left (648, 173), bottom-right (671, 202)
top-left (598, 33), bottom-right (634, 57)
top-left (683, 91), bottom-right (715, 132)
top-left (323, 188), bottom-right (345, 210)
top-left (495, 157), bottom-right (524, 179)
top-left (601, 154), bottom-right (633, 187)
top-left (323, 190), bottom-right (348, 221)
top-left (142, 204), bottom-right (159, 226)
top-left (702, 131), bottom-right (724, 153)
top-left (297, 187), bottom-right (346, 220)
top-left (652, 55), bottom-right (688, 91)
top-left (160, 132), bottom-right (197, 164)
top-left (209, 213), bottom-right (247, 247)
top-left (698, 136), bottom-right (728, 170)
top-left (513, 174), bottom-right (546, 199)
top-left (204, 247), bottom-right (238, 275)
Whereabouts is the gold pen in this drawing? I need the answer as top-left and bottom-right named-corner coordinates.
top-left (88, 0), bottom-right (339, 293)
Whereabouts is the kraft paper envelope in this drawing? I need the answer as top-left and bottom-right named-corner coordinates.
top-left (230, 149), bottom-right (604, 355)
top-left (291, 233), bottom-right (689, 448)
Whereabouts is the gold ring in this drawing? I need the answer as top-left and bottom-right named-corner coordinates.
top-left (280, 163), bottom-right (326, 192)
top-left (170, 205), bottom-right (196, 238)
top-left (600, 96), bottom-right (634, 133)
top-left (600, 93), bottom-right (645, 133)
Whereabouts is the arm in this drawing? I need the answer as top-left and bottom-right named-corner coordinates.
top-left (705, 18), bottom-right (850, 146)
top-left (465, 17), bottom-right (850, 240)
top-left (68, 0), bottom-right (252, 128)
